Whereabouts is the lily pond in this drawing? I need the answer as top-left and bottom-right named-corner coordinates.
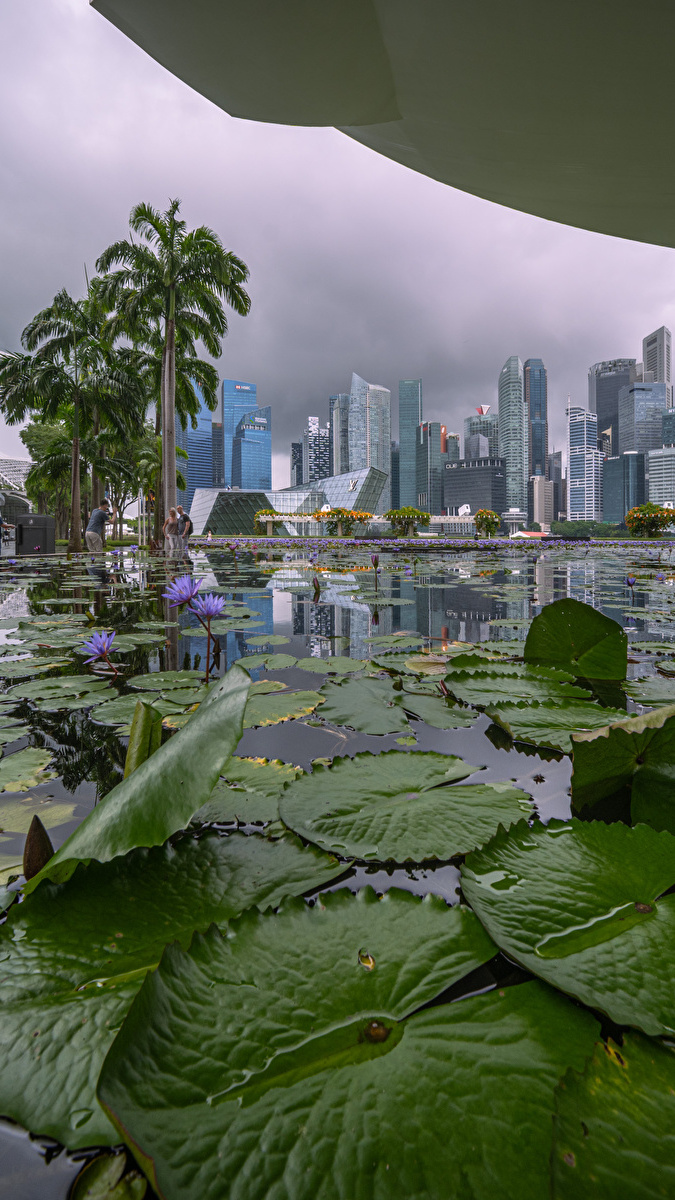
top-left (2, 536), bottom-right (675, 1199)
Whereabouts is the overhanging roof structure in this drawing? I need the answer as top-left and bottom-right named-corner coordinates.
top-left (93, 0), bottom-right (675, 247)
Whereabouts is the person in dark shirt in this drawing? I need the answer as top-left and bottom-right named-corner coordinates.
top-left (176, 505), bottom-right (193, 552)
top-left (85, 499), bottom-right (116, 553)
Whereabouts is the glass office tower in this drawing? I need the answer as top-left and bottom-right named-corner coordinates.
top-left (618, 381), bottom-right (669, 455)
top-left (464, 406), bottom-right (498, 457)
top-left (398, 379), bottom-right (423, 508)
top-left (498, 356), bottom-right (527, 511)
top-left (232, 406), bottom-right (272, 490)
top-left (568, 406), bottom-right (603, 520)
top-left (416, 422), bottom-right (446, 514)
top-left (302, 416), bottom-right (331, 482)
top-left (349, 373), bottom-right (392, 511)
top-left (524, 357), bottom-right (548, 476)
top-left (329, 393), bottom-right (350, 475)
top-left (603, 452), bottom-right (645, 524)
top-left (176, 383), bottom-right (215, 511)
top-left (588, 359), bottom-right (637, 458)
top-left (221, 379), bottom-right (258, 487)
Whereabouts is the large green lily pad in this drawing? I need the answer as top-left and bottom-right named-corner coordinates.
top-left (295, 656), bottom-right (368, 674)
top-left (279, 750), bottom-right (533, 861)
top-left (7, 675), bottom-right (115, 712)
top-left (194, 757), bottom-right (303, 825)
top-left (462, 818), bottom-right (675, 1035)
top-left (24, 664), bottom-right (250, 892)
top-left (624, 676), bottom-right (675, 704)
top-left (318, 677), bottom-right (411, 735)
top-left (0, 796), bottom-right (75, 834)
top-left (488, 699), bottom-right (628, 753)
top-left (444, 667), bottom-right (590, 709)
top-left (98, 891), bottom-right (596, 1200)
top-left (240, 653), bottom-right (298, 671)
top-left (524, 598), bottom-right (627, 679)
top-left (0, 658), bottom-right (70, 679)
top-left (126, 670), bottom-right (203, 692)
top-left (571, 704), bottom-right (675, 831)
top-left (0, 748), bottom-right (56, 792)
top-left (552, 1035), bottom-right (675, 1198)
top-left (244, 690), bottom-right (324, 728)
top-left (0, 830), bottom-right (346, 1149)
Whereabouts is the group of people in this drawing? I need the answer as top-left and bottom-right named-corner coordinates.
top-left (84, 499), bottom-right (193, 555)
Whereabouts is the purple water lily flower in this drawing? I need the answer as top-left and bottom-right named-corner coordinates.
top-left (656, 572), bottom-right (666, 582)
top-left (371, 553), bottom-right (379, 568)
top-left (163, 575), bottom-right (202, 607)
top-left (626, 575), bottom-right (637, 588)
top-left (190, 593), bottom-right (226, 620)
top-left (82, 629), bottom-right (116, 664)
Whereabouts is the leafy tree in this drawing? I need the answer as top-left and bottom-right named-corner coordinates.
top-left (474, 508), bottom-right (501, 537)
top-left (625, 503), bottom-right (674, 538)
top-left (20, 421), bottom-right (72, 539)
top-left (97, 199), bottom-right (250, 519)
top-left (312, 508), bottom-right (373, 536)
top-left (384, 507), bottom-right (431, 537)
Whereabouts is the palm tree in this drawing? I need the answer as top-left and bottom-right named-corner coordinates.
top-left (97, 199), bottom-right (251, 520)
top-left (0, 288), bottom-right (146, 550)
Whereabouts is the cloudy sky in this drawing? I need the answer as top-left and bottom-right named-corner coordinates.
top-left (2, 0), bottom-right (675, 487)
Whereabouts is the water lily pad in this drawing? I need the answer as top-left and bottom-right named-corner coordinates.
top-left (0, 723), bottom-right (29, 745)
top-left (69, 1152), bottom-right (147, 1199)
top-left (98, 891), bottom-right (596, 1200)
top-left (127, 670), bottom-right (203, 691)
top-left (24, 664), bottom-right (250, 892)
top-left (524, 598), bottom-right (627, 679)
top-left (488, 700), bottom-right (628, 753)
top-left (194, 757), bottom-right (303, 825)
top-left (245, 635), bottom-right (290, 646)
top-left (0, 748), bottom-right (56, 792)
top-left (552, 1035), bottom-right (675, 1198)
top-left (399, 690), bottom-right (479, 729)
top-left (0, 658), bottom-right (70, 679)
top-left (244, 690), bottom-right (324, 728)
top-left (0, 797), bottom-right (75, 834)
top-left (295, 656), bottom-right (368, 674)
top-left (0, 830), bottom-right (346, 1149)
top-left (318, 677), bottom-right (411, 735)
top-left (462, 818), bottom-right (675, 1035)
top-left (89, 694), bottom-right (161, 727)
top-left (444, 667), bottom-right (590, 709)
top-left (279, 750), bottom-right (532, 862)
top-left (239, 653), bottom-right (298, 671)
top-left (624, 676), bottom-right (675, 704)
top-left (8, 675), bottom-right (113, 707)
top-left (572, 704), bottom-right (675, 831)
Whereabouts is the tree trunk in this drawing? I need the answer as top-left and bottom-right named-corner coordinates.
top-left (91, 408), bottom-right (102, 510)
top-left (68, 398), bottom-right (82, 552)
top-left (162, 303), bottom-right (177, 516)
top-left (154, 385), bottom-right (163, 545)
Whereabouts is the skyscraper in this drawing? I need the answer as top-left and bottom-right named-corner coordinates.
top-left (568, 406), bottom-right (603, 521)
top-left (642, 326), bottom-right (672, 404)
top-left (398, 379), bottom-right (423, 508)
top-left (618, 381), bottom-right (669, 456)
top-left (465, 433), bottom-right (489, 459)
top-left (444, 457), bottom-right (506, 516)
top-left (176, 383), bottom-right (215, 511)
top-left (329, 393), bottom-right (350, 476)
top-left (445, 432), bottom-right (460, 462)
top-left (220, 379), bottom-right (258, 487)
top-left (463, 405), bottom-right (498, 457)
top-left (290, 441), bottom-right (303, 487)
top-left (349, 373), bottom-right (392, 511)
top-left (648, 447), bottom-right (675, 506)
top-left (547, 450), bottom-right (564, 521)
top-left (416, 422), bottom-right (446, 514)
top-left (603, 453), bottom-right (645, 524)
top-left (524, 358), bottom-right (547, 476)
top-left (302, 416), bottom-right (331, 483)
top-left (588, 359), bottom-right (637, 458)
top-left (498, 356), bottom-right (527, 511)
top-left (390, 440), bottom-right (400, 510)
top-left (232, 406), bottom-right (272, 490)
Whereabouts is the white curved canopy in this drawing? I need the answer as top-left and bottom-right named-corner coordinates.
top-left (92, 0), bottom-right (675, 247)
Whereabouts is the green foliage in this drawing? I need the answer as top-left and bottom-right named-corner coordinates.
top-left (253, 509), bottom-right (285, 532)
top-left (550, 520), bottom-right (622, 538)
top-left (384, 506), bottom-right (431, 534)
top-left (571, 703), bottom-right (675, 830)
top-left (474, 508), bottom-right (501, 536)
top-left (524, 597), bottom-right (628, 679)
top-left (312, 507), bottom-right (373, 535)
top-left (625, 502), bottom-right (674, 538)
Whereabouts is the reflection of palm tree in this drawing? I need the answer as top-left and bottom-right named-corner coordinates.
top-left (97, 199), bottom-right (251, 516)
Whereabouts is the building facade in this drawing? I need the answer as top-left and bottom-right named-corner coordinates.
top-left (390, 441), bottom-right (400, 510)
top-left (290, 441), bottom-right (303, 487)
top-left (349, 372), bottom-right (392, 512)
top-left (524, 357), bottom-right (548, 477)
top-left (465, 432), bottom-right (489, 459)
top-left (527, 475), bottom-right (554, 529)
top-left (547, 450), bottom-right (564, 521)
top-left (445, 432), bottom-right (460, 462)
top-left (618, 381), bottom-right (669, 455)
top-left (568, 406), bottom-right (603, 521)
top-left (444, 456), bottom-right (507, 516)
top-left (176, 383), bottom-right (215, 511)
top-left (643, 325), bottom-right (672, 404)
top-left (232, 406), bottom-right (272, 490)
top-left (647, 447), bottom-right (675, 507)
top-left (416, 422), bottom-right (446, 514)
top-left (588, 359), bottom-right (637, 458)
top-left (498, 356), bottom-right (527, 511)
top-left (220, 379), bottom-right (258, 487)
top-left (603, 452), bottom-right (645, 524)
top-left (398, 379), bottom-right (423, 508)
top-left (329, 393), bottom-right (349, 475)
top-left (463, 405), bottom-right (498, 457)
top-left (302, 416), bottom-right (330, 483)
top-left (663, 409), bottom-right (675, 446)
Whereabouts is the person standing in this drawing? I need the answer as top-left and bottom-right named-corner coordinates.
top-left (85, 499), bottom-right (116, 553)
top-left (162, 507), bottom-right (180, 553)
top-left (176, 505), bottom-right (193, 553)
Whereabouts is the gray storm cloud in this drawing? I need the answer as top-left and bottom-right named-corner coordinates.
top-left (1, 0), bottom-right (674, 485)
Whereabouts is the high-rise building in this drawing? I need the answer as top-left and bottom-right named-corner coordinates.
top-left (618, 381), bottom-right (669, 455)
top-left (416, 422), bottom-right (447, 514)
top-left (463, 405), bottom-right (499, 457)
top-left (498, 356), bottom-right (527, 511)
top-left (398, 379), bottom-right (423, 508)
top-left (647, 447), bottom-right (675, 507)
top-left (349, 373), bottom-right (392, 511)
top-left (528, 475), bottom-right (554, 529)
top-left (390, 440), bottom-right (400, 510)
top-left (465, 432), bottom-right (489, 459)
top-left (212, 388), bottom-right (225, 486)
top-left (290, 441), bottom-right (303, 487)
top-left (547, 450), bottom-right (564, 521)
top-left (444, 457), bottom-right (506, 516)
top-left (663, 409), bottom-right (675, 446)
top-left (445, 432), bottom-right (460, 462)
top-left (220, 379), bottom-right (258, 487)
top-left (642, 326), bottom-right (672, 404)
top-left (302, 416), bottom-right (331, 483)
top-left (603, 453), bottom-right (645, 524)
top-left (329, 393), bottom-right (350, 476)
top-left (524, 358), bottom-right (548, 476)
top-left (177, 383), bottom-right (215, 511)
top-left (232, 406), bottom-right (272, 490)
top-left (568, 406), bottom-right (603, 521)
top-left (588, 359), bottom-right (637, 458)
